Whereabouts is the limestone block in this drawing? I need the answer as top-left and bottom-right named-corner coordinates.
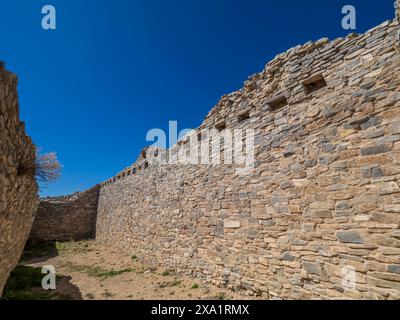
top-left (336, 231), bottom-right (364, 244)
top-left (223, 220), bottom-right (241, 229)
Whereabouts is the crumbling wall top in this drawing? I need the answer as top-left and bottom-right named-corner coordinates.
top-left (396, 0), bottom-right (400, 20)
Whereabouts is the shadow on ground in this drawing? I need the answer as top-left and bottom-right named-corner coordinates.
top-left (1, 265), bottom-right (83, 300)
top-left (20, 240), bottom-right (60, 263)
top-left (1, 241), bottom-right (84, 300)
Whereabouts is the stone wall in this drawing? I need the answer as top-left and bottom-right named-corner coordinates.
top-left (0, 62), bottom-right (38, 295)
top-left (96, 15), bottom-right (400, 299)
top-left (29, 185), bottom-right (100, 242)
top-left (396, 0), bottom-right (400, 21)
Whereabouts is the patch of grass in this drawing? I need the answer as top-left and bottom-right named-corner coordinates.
top-left (131, 255), bottom-right (138, 261)
top-left (63, 262), bottom-right (133, 280)
top-left (55, 241), bottom-right (69, 252)
top-left (55, 240), bottom-right (92, 253)
top-left (135, 267), bottom-right (146, 274)
top-left (102, 290), bottom-right (114, 298)
top-left (1, 266), bottom-right (54, 300)
top-left (99, 268), bottom-right (134, 279)
top-left (161, 270), bottom-right (170, 276)
top-left (191, 283), bottom-right (199, 289)
top-left (159, 280), bottom-right (181, 288)
top-left (135, 265), bottom-right (156, 274)
top-left (4, 265), bottom-right (43, 291)
top-left (64, 262), bottom-right (104, 278)
top-left (86, 293), bottom-right (95, 300)
top-left (217, 292), bottom-right (226, 300)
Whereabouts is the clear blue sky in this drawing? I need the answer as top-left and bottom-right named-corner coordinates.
top-left (0, 0), bottom-right (395, 196)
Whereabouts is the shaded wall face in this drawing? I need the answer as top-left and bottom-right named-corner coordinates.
top-left (29, 185), bottom-right (100, 242)
top-left (96, 19), bottom-right (400, 300)
top-left (0, 64), bottom-right (38, 295)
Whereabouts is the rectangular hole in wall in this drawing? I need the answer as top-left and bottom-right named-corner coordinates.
top-left (183, 138), bottom-right (190, 148)
top-left (197, 131), bottom-right (207, 141)
top-left (302, 74), bottom-right (327, 94)
top-left (238, 111), bottom-right (250, 123)
top-left (215, 122), bottom-right (226, 132)
top-left (267, 94), bottom-right (288, 111)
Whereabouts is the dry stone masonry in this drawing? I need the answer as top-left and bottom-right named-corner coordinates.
top-left (397, 0), bottom-right (400, 21)
top-left (96, 4), bottom-right (400, 299)
top-left (29, 185), bottom-right (100, 242)
top-left (0, 62), bottom-right (38, 295)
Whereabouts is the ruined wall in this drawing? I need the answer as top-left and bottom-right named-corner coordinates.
top-left (396, 0), bottom-right (400, 21)
top-left (96, 14), bottom-right (400, 299)
top-left (29, 185), bottom-right (100, 242)
top-left (0, 62), bottom-right (38, 295)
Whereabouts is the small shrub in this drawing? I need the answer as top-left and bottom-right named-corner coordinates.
top-left (162, 270), bottom-right (170, 276)
top-left (102, 291), bottom-right (113, 298)
top-left (191, 283), bottom-right (199, 289)
top-left (131, 255), bottom-right (138, 261)
top-left (86, 293), bottom-right (95, 300)
top-left (217, 292), bottom-right (226, 300)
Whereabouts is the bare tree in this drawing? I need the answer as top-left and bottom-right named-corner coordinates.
top-left (35, 151), bottom-right (62, 185)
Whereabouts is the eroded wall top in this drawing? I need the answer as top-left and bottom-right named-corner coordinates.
top-left (0, 62), bottom-right (38, 295)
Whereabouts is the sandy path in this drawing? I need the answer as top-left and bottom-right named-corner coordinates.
top-left (24, 241), bottom-right (249, 300)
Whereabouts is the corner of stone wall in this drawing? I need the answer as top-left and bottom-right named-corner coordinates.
top-left (29, 184), bottom-right (101, 242)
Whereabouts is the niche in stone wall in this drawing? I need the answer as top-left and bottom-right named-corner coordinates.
top-left (215, 122), bottom-right (226, 132)
top-left (197, 130), bottom-right (207, 141)
top-left (17, 162), bottom-right (35, 177)
top-left (302, 74), bottom-right (327, 94)
top-left (238, 111), bottom-right (250, 123)
top-left (266, 94), bottom-right (288, 111)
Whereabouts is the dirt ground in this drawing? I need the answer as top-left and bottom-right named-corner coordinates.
top-left (21, 241), bottom-right (249, 300)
